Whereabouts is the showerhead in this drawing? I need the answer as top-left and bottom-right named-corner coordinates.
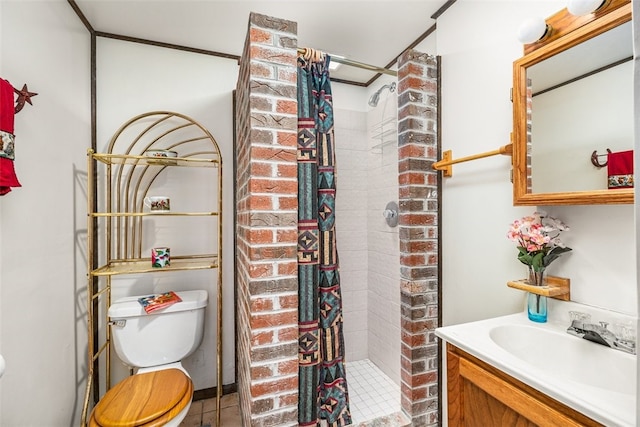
top-left (368, 82), bottom-right (397, 107)
top-left (368, 92), bottom-right (382, 108)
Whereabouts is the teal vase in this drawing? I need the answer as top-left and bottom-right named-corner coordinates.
top-left (527, 268), bottom-right (547, 323)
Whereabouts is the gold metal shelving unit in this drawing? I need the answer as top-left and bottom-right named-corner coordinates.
top-left (81, 111), bottom-right (223, 427)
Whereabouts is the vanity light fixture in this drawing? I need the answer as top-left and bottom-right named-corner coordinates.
top-left (566, 0), bottom-right (606, 16)
top-left (516, 16), bottom-right (550, 44)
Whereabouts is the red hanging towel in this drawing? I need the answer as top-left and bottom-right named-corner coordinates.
top-left (607, 149), bottom-right (634, 189)
top-left (0, 78), bottom-right (21, 195)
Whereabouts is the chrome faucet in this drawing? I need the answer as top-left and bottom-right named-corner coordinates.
top-left (566, 311), bottom-right (636, 355)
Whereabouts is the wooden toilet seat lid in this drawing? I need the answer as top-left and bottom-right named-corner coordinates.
top-left (92, 368), bottom-right (192, 427)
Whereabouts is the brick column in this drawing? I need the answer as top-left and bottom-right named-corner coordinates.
top-left (235, 12), bottom-right (299, 426)
top-left (397, 49), bottom-right (439, 426)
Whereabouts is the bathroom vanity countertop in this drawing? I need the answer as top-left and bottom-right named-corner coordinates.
top-left (436, 312), bottom-right (636, 427)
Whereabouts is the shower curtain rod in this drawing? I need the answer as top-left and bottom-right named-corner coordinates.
top-left (297, 47), bottom-right (398, 77)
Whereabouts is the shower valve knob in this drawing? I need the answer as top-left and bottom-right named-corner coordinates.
top-left (383, 201), bottom-right (399, 227)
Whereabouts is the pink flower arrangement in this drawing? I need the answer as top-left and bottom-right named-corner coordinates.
top-left (507, 211), bottom-right (571, 272)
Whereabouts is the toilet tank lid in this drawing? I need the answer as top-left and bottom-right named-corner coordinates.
top-left (108, 290), bottom-right (208, 318)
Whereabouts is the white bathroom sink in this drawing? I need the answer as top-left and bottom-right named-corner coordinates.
top-left (489, 323), bottom-right (635, 395)
top-left (436, 311), bottom-right (637, 427)
top-left (0, 354), bottom-right (5, 378)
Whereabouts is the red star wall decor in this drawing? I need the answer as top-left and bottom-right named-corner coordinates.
top-left (14, 83), bottom-right (37, 114)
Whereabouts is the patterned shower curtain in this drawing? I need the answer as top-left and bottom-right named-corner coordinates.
top-left (297, 54), bottom-right (352, 427)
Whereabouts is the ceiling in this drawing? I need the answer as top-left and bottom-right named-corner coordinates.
top-left (71, 0), bottom-right (451, 86)
top-left (529, 20), bottom-right (632, 93)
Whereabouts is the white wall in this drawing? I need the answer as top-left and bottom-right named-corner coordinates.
top-left (96, 37), bottom-right (239, 390)
top-left (417, 0), bottom-right (637, 326)
top-left (0, 1), bottom-right (91, 425)
top-left (420, 3), bottom-right (637, 424)
top-left (0, 4), bottom-right (241, 424)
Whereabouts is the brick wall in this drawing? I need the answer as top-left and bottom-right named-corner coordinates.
top-left (235, 15), bottom-right (440, 425)
top-left (235, 12), bottom-right (299, 427)
top-left (397, 49), bottom-right (440, 426)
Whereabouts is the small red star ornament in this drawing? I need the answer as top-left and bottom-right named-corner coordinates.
top-left (14, 83), bottom-right (37, 114)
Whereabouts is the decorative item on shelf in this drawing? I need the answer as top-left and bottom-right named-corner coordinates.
top-left (145, 149), bottom-right (178, 165)
top-left (507, 211), bottom-right (572, 323)
top-left (526, 267), bottom-right (548, 322)
top-left (151, 247), bottom-right (170, 268)
top-left (144, 195), bottom-right (171, 212)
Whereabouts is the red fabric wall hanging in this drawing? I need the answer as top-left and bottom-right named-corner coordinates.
top-left (0, 78), bottom-right (21, 195)
top-left (607, 150), bottom-right (634, 189)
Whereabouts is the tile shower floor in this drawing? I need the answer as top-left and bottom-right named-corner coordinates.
top-left (348, 359), bottom-right (406, 425)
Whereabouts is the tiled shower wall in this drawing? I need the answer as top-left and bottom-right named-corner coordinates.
top-left (334, 110), bottom-right (370, 363)
top-left (333, 100), bottom-right (401, 382)
top-left (367, 92), bottom-right (401, 386)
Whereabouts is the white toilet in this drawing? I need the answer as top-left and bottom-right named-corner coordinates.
top-left (89, 289), bottom-right (208, 427)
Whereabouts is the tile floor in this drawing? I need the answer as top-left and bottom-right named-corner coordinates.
top-left (180, 393), bottom-right (242, 427)
top-left (348, 359), bottom-right (402, 424)
top-left (181, 359), bottom-right (403, 426)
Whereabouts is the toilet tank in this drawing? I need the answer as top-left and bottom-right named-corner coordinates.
top-left (108, 290), bottom-right (208, 368)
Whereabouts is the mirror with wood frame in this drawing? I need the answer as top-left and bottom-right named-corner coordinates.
top-left (512, 0), bottom-right (633, 206)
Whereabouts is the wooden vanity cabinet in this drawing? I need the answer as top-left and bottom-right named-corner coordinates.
top-left (446, 343), bottom-right (602, 427)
